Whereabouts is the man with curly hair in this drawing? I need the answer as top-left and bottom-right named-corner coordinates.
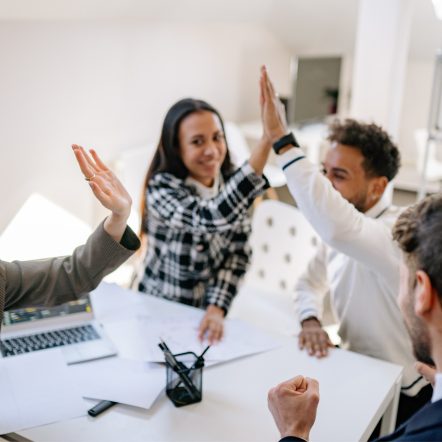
top-left (258, 66), bottom-right (431, 426)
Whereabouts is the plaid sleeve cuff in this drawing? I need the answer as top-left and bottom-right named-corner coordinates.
top-left (206, 285), bottom-right (236, 314)
top-left (237, 161), bottom-right (267, 195)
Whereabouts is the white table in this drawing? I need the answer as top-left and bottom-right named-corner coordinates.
top-left (17, 337), bottom-right (402, 442)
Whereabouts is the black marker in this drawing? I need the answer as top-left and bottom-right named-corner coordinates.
top-left (190, 345), bottom-right (210, 370)
top-left (88, 400), bottom-right (117, 417)
top-left (158, 339), bottom-right (200, 401)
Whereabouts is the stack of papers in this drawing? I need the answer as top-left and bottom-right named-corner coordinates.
top-left (91, 283), bottom-right (285, 365)
top-left (0, 351), bottom-right (167, 434)
top-left (102, 316), bottom-right (285, 364)
top-left (0, 349), bottom-right (86, 434)
top-left (68, 358), bottom-right (165, 409)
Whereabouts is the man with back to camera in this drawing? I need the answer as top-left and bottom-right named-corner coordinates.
top-left (258, 66), bottom-right (431, 426)
top-left (267, 194), bottom-right (442, 441)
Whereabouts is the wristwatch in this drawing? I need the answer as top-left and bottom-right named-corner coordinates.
top-left (272, 132), bottom-right (299, 154)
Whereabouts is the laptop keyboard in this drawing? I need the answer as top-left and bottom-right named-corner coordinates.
top-left (0, 324), bottom-right (100, 357)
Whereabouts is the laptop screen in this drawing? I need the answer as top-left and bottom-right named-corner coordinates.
top-left (3, 295), bottom-right (92, 326)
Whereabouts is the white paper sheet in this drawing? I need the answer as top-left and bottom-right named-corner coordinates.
top-left (68, 358), bottom-right (165, 409)
top-left (0, 349), bottom-right (86, 434)
top-left (104, 316), bottom-right (284, 364)
top-left (91, 283), bottom-right (284, 366)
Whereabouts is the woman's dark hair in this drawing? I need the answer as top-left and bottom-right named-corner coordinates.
top-left (139, 98), bottom-right (235, 236)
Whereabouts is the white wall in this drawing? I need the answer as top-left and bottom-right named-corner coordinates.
top-left (0, 21), bottom-right (290, 231)
top-left (1, 7), bottom-right (439, 235)
top-left (350, 0), bottom-right (413, 139)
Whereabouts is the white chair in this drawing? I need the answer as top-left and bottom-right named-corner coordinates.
top-left (113, 143), bottom-right (157, 234)
top-left (229, 200), bottom-right (320, 335)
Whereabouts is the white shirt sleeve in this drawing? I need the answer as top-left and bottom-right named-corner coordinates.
top-left (294, 242), bottom-right (329, 323)
top-left (277, 148), bottom-right (400, 290)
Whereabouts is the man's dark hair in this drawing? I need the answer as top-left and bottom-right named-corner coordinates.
top-left (327, 119), bottom-right (401, 181)
top-left (393, 194), bottom-right (442, 303)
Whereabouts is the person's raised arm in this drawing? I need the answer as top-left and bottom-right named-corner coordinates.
top-left (72, 144), bottom-right (131, 243)
top-left (259, 65), bottom-right (288, 145)
top-left (259, 67), bottom-right (399, 288)
top-left (4, 146), bottom-right (140, 317)
top-left (245, 69), bottom-right (281, 175)
top-left (147, 168), bottom-right (266, 234)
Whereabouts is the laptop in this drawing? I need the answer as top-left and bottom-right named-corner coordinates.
top-left (0, 295), bottom-right (117, 364)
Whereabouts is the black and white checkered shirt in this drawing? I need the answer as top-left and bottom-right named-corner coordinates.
top-left (138, 162), bottom-right (267, 312)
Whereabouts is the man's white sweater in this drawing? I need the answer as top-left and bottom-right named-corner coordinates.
top-left (277, 147), bottom-right (427, 396)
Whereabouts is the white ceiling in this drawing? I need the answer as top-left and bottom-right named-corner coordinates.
top-left (0, 0), bottom-right (441, 58)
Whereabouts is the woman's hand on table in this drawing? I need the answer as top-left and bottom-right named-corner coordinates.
top-left (198, 305), bottom-right (225, 344)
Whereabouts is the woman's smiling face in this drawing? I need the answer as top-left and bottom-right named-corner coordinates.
top-left (178, 110), bottom-right (227, 187)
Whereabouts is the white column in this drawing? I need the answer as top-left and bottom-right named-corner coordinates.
top-left (350, 0), bottom-right (414, 139)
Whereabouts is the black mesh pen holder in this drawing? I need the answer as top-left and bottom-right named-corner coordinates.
top-left (166, 351), bottom-right (204, 407)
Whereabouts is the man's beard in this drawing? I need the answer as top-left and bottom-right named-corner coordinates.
top-left (349, 191), bottom-right (369, 213)
top-left (404, 293), bottom-right (435, 366)
top-left (410, 324), bottom-right (435, 366)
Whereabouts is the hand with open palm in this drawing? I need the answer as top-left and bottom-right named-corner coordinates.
top-left (72, 144), bottom-right (132, 242)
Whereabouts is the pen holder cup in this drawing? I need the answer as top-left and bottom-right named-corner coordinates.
top-left (166, 351), bottom-right (204, 407)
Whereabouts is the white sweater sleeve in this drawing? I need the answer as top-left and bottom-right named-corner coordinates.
top-left (294, 243), bottom-right (329, 323)
top-left (277, 148), bottom-right (400, 290)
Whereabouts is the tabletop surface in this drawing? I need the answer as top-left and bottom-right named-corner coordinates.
top-left (18, 337), bottom-right (402, 442)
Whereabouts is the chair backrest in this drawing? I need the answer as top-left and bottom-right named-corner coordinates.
top-left (245, 200), bottom-right (320, 295)
top-left (228, 200), bottom-right (320, 335)
top-left (113, 143), bottom-right (157, 232)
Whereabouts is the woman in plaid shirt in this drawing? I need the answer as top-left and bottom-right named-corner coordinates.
top-left (138, 98), bottom-right (272, 343)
